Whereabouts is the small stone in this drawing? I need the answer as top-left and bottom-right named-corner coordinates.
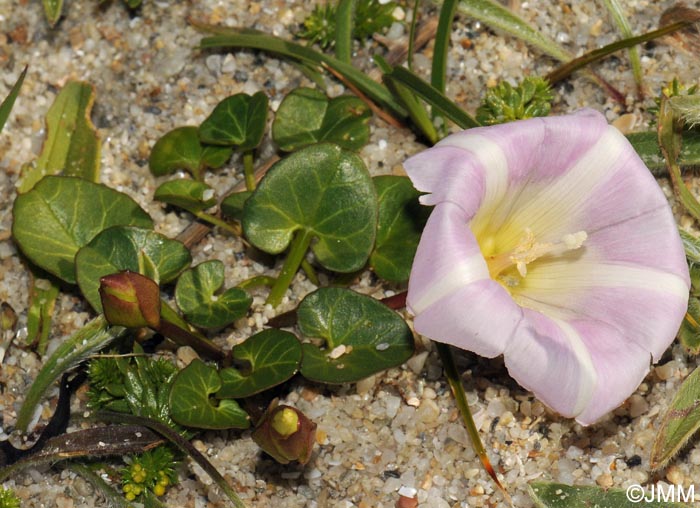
top-left (656, 361), bottom-right (677, 380)
top-left (628, 394), bottom-right (648, 418)
top-left (406, 351), bottom-right (429, 374)
top-left (666, 465), bottom-right (684, 485)
top-left (596, 473), bottom-right (613, 488)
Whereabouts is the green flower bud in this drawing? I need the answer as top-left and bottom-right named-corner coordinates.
top-left (252, 403), bottom-right (317, 465)
top-left (99, 271), bottom-right (161, 329)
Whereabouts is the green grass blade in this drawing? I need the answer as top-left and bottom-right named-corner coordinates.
top-left (455, 0), bottom-right (571, 62)
top-left (42, 0), bottom-right (64, 27)
top-left (546, 21), bottom-right (691, 85)
top-left (601, 0), bottom-right (644, 96)
top-left (386, 66), bottom-right (480, 129)
top-left (335, 0), bottom-right (357, 63)
top-left (0, 66), bottom-right (27, 134)
top-left (15, 316), bottom-right (126, 432)
top-left (407, 0), bottom-right (421, 69)
top-left (196, 25), bottom-right (407, 118)
top-left (431, 0), bottom-right (459, 93)
top-left (375, 56), bottom-right (438, 143)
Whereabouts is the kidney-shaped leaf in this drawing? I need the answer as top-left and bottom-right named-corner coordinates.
top-left (199, 91), bottom-right (268, 151)
top-left (12, 176), bottom-right (153, 284)
top-left (370, 175), bottom-right (429, 282)
top-left (528, 482), bottom-right (688, 508)
top-left (243, 143), bottom-right (377, 273)
top-left (169, 359), bottom-right (250, 429)
top-left (149, 126), bottom-right (232, 179)
top-left (75, 226), bottom-right (191, 311)
top-left (221, 190), bottom-right (252, 222)
top-left (217, 329), bottom-right (302, 398)
top-left (154, 179), bottom-right (217, 214)
top-left (297, 287), bottom-right (414, 383)
top-left (272, 87), bottom-right (371, 152)
top-left (175, 260), bottom-right (252, 329)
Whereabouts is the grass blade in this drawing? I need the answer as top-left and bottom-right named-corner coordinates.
top-left (431, 0), bottom-right (459, 94)
top-left (546, 21), bottom-right (692, 85)
top-left (385, 66), bottom-right (480, 129)
top-left (15, 316), bottom-right (126, 432)
top-left (601, 0), bottom-right (644, 97)
top-left (196, 25), bottom-right (407, 118)
top-left (0, 66), bottom-right (27, 134)
top-left (335, 0), bottom-right (357, 63)
top-left (455, 0), bottom-right (571, 61)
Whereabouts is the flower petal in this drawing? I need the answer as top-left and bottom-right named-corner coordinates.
top-left (407, 202), bottom-right (522, 357)
top-left (504, 311), bottom-right (596, 418)
top-left (405, 109), bottom-right (690, 424)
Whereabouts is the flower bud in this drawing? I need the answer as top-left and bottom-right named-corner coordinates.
top-left (252, 403), bottom-right (317, 465)
top-left (99, 271), bottom-right (161, 329)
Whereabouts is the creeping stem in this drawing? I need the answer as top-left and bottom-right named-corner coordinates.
top-left (435, 342), bottom-right (511, 503)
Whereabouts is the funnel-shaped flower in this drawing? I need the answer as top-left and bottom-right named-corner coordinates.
top-left (99, 271), bottom-right (161, 329)
top-left (405, 109), bottom-right (689, 425)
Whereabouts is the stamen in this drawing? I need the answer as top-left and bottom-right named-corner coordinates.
top-left (485, 228), bottom-right (588, 280)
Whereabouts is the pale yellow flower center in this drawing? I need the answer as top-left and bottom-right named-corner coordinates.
top-left (482, 228), bottom-right (588, 288)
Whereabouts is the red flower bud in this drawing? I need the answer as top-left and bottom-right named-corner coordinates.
top-left (99, 271), bottom-right (161, 329)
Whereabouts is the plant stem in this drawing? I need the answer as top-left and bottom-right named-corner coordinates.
top-left (157, 316), bottom-right (226, 362)
top-left (193, 210), bottom-right (243, 237)
top-left (237, 275), bottom-right (278, 290)
top-left (301, 258), bottom-right (319, 286)
top-left (435, 342), bottom-right (511, 503)
top-left (266, 230), bottom-right (313, 307)
top-left (243, 150), bottom-right (256, 191)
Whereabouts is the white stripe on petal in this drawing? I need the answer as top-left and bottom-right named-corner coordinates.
top-left (409, 253), bottom-right (488, 313)
top-left (553, 318), bottom-right (597, 416)
top-left (497, 127), bottom-right (627, 242)
top-left (440, 134), bottom-right (510, 237)
top-left (522, 261), bottom-right (689, 299)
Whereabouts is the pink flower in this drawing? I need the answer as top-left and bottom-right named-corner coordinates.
top-left (405, 109), bottom-right (689, 425)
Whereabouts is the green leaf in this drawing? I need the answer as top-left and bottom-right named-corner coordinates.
top-left (529, 482), bottom-right (690, 507)
top-left (218, 329), bottom-right (302, 398)
top-left (334, 0), bottom-right (356, 63)
top-left (75, 226), bottom-right (191, 312)
top-left (169, 359), bottom-right (250, 429)
top-left (456, 0), bottom-right (570, 62)
top-left (243, 143), bottom-right (377, 273)
top-left (221, 191), bottom-right (252, 221)
top-left (42, 0), bottom-right (64, 26)
top-left (175, 260), bottom-right (252, 329)
top-left (197, 25), bottom-right (407, 118)
top-left (628, 130), bottom-right (700, 174)
top-left (18, 81), bottom-right (100, 192)
top-left (650, 365), bottom-right (700, 470)
top-left (15, 316), bottom-right (125, 432)
top-left (601, 0), bottom-right (643, 95)
top-left (12, 176), bottom-right (153, 284)
top-left (25, 274), bottom-right (60, 354)
top-left (149, 126), bottom-right (233, 180)
top-left (659, 98), bottom-right (700, 221)
top-left (384, 66), bottom-right (480, 129)
top-left (154, 179), bottom-right (217, 214)
top-left (199, 91), bottom-right (268, 150)
top-left (370, 175), bottom-right (428, 282)
top-left (0, 66), bottom-right (26, 134)
top-left (679, 297), bottom-right (700, 354)
top-left (272, 88), bottom-right (371, 152)
top-left (297, 287), bottom-right (414, 383)
top-left (124, 0), bottom-right (142, 7)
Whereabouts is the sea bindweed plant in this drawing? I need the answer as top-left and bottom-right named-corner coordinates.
top-left (404, 109), bottom-right (690, 425)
